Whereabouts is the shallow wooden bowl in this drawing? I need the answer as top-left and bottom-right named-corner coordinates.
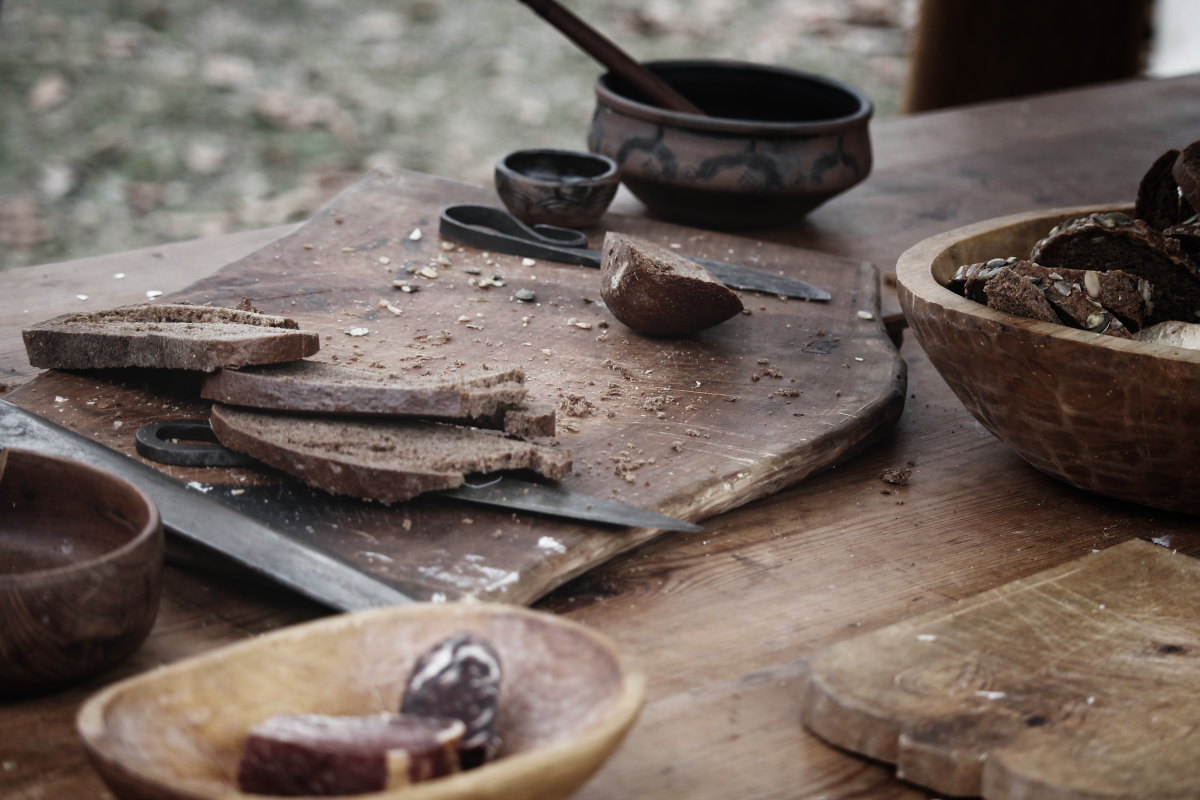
top-left (77, 603), bottom-right (645, 800)
top-left (897, 204), bottom-right (1200, 514)
top-left (0, 448), bottom-right (163, 697)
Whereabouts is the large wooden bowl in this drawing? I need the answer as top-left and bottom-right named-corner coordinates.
top-left (77, 603), bottom-right (645, 800)
top-left (896, 205), bottom-right (1200, 514)
top-left (0, 448), bottom-right (163, 697)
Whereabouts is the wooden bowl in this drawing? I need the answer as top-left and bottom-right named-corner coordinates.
top-left (588, 59), bottom-right (873, 229)
top-left (896, 204), bottom-right (1200, 514)
top-left (494, 148), bottom-right (620, 228)
top-left (0, 448), bottom-right (163, 697)
top-left (77, 603), bottom-right (645, 800)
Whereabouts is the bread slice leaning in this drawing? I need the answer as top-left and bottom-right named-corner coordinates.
top-left (22, 303), bottom-right (319, 372)
top-left (209, 404), bottom-right (572, 503)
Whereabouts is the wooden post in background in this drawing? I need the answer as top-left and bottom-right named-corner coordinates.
top-left (903, 0), bottom-right (1155, 113)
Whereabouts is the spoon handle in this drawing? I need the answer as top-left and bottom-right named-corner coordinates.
top-left (516, 0), bottom-right (704, 115)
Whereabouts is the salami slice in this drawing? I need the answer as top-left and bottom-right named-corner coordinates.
top-left (236, 712), bottom-right (464, 796)
top-left (401, 632), bottom-right (503, 769)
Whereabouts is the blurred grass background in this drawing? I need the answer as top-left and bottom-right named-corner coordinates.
top-left (0, 0), bottom-right (912, 270)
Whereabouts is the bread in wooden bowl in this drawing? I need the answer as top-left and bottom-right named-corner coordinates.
top-left (896, 204), bottom-right (1200, 514)
top-left (76, 603), bottom-right (645, 800)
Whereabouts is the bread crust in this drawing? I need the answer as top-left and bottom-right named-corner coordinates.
top-left (22, 303), bottom-right (318, 372)
top-left (209, 404), bottom-right (571, 503)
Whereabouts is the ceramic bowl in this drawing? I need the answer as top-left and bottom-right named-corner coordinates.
top-left (896, 204), bottom-right (1200, 514)
top-left (0, 448), bottom-right (163, 697)
top-left (494, 148), bottom-right (620, 228)
top-left (77, 602), bottom-right (645, 800)
top-left (588, 59), bottom-right (873, 229)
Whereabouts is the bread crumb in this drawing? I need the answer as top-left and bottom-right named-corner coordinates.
top-left (880, 465), bottom-right (913, 486)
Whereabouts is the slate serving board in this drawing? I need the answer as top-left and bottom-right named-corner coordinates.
top-left (7, 169), bottom-right (905, 604)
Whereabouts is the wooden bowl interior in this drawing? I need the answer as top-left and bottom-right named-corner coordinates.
top-left (0, 449), bottom-right (156, 576)
top-left (79, 604), bottom-right (644, 800)
top-left (897, 205), bottom-right (1200, 514)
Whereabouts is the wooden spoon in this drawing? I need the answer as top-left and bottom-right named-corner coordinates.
top-left (516, 0), bottom-right (705, 115)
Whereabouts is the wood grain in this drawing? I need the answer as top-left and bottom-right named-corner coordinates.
top-left (802, 540), bottom-right (1200, 799)
top-left (3, 74), bottom-right (1200, 800)
top-left (4, 169), bottom-right (905, 604)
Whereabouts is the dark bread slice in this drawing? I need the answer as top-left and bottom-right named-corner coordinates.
top-left (979, 266), bottom-right (1059, 324)
top-left (209, 404), bottom-right (572, 503)
top-left (237, 712), bottom-right (464, 795)
top-left (1030, 212), bottom-right (1200, 323)
top-left (948, 257), bottom-right (1016, 302)
top-left (1006, 260), bottom-right (1152, 331)
top-left (1165, 222), bottom-right (1200, 268)
top-left (600, 232), bottom-right (743, 336)
top-left (1171, 139), bottom-right (1200, 216)
top-left (202, 361), bottom-right (527, 418)
top-left (1136, 148), bottom-right (1188, 229)
top-left (23, 302), bottom-right (318, 372)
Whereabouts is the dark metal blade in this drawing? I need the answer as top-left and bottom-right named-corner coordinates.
top-left (438, 203), bottom-right (831, 300)
top-left (687, 255), bottom-right (832, 301)
top-left (0, 400), bottom-right (413, 611)
top-left (438, 476), bottom-right (702, 532)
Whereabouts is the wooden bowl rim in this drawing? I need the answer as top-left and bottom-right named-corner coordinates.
top-left (76, 602), bottom-right (646, 800)
top-left (896, 203), bottom-right (1200, 365)
top-left (0, 448), bottom-right (162, 585)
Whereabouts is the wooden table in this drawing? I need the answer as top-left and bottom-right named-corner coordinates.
top-left (3, 73), bottom-right (1199, 799)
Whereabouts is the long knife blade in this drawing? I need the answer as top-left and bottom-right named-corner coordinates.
top-left (0, 400), bottom-right (413, 611)
top-left (439, 477), bottom-right (702, 532)
top-left (438, 203), bottom-right (832, 301)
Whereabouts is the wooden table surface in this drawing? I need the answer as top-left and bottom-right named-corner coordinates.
top-left (3, 73), bottom-right (1199, 799)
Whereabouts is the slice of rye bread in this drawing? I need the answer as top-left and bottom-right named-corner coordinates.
top-left (1030, 212), bottom-right (1200, 323)
top-left (1135, 148), bottom-right (1190, 229)
top-left (1171, 138), bottom-right (1200, 215)
top-left (980, 266), bottom-right (1060, 324)
top-left (209, 404), bottom-right (572, 503)
top-left (23, 303), bottom-right (319, 371)
top-left (600, 232), bottom-right (743, 336)
top-left (202, 361), bottom-right (528, 417)
top-left (1005, 259), bottom-right (1152, 331)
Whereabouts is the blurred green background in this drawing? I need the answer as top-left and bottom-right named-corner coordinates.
top-left (0, 0), bottom-right (911, 270)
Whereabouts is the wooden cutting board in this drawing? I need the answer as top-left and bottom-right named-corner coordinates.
top-left (7, 169), bottom-right (905, 604)
top-left (802, 539), bottom-right (1200, 799)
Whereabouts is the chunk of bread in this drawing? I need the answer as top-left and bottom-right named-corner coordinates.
top-left (22, 303), bottom-right (319, 372)
top-left (209, 404), bottom-right (572, 503)
top-left (202, 361), bottom-right (527, 418)
top-left (600, 233), bottom-right (743, 336)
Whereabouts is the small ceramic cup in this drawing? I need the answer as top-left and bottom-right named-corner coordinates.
top-left (495, 148), bottom-right (620, 228)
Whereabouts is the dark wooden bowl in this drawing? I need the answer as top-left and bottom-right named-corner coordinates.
top-left (896, 204), bottom-right (1200, 514)
top-left (77, 603), bottom-right (644, 800)
top-left (494, 148), bottom-right (620, 228)
top-left (588, 59), bottom-right (873, 229)
top-left (0, 448), bottom-right (163, 697)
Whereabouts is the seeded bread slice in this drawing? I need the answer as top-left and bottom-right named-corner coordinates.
top-left (1030, 212), bottom-right (1200, 323)
top-left (1136, 148), bottom-right (1189, 229)
top-left (600, 233), bottom-right (743, 336)
top-left (202, 361), bottom-right (528, 418)
top-left (23, 303), bottom-right (319, 372)
top-left (979, 266), bottom-right (1060, 324)
top-left (1171, 139), bottom-right (1200, 216)
top-left (209, 404), bottom-right (572, 503)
